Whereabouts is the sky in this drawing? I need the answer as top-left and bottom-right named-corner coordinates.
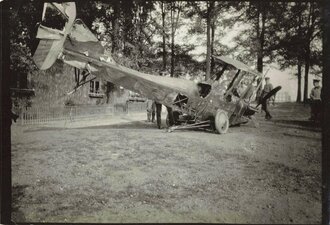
top-left (150, 4), bottom-right (321, 102)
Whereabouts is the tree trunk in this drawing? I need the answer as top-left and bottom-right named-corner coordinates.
top-left (255, 2), bottom-right (264, 99)
top-left (161, 1), bottom-right (166, 71)
top-left (303, 2), bottom-right (315, 102)
top-left (111, 1), bottom-right (120, 53)
top-left (296, 64), bottom-right (302, 102)
top-left (296, 3), bottom-right (303, 103)
top-left (210, 19), bottom-right (215, 74)
top-left (170, 3), bottom-right (175, 77)
top-left (205, 1), bottom-right (213, 81)
top-left (257, 3), bottom-right (266, 74)
top-left (303, 48), bottom-right (311, 102)
top-left (122, 0), bottom-right (134, 56)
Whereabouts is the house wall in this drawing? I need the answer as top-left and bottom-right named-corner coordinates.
top-left (28, 62), bottom-right (128, 108)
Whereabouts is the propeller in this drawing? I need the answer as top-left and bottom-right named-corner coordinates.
top-left (257, 86), bottom-right (282, 107)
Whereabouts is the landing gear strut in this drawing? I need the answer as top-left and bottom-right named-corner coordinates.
top-left (167, 120), bottom-right (212, 133)
top-left (67, 67), bottom-right (96, 95)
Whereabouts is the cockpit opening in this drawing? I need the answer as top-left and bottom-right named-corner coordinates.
top-left (173, 93), bottom-right (188, 108)
top-left (197, 83), bottom-right (212, 98)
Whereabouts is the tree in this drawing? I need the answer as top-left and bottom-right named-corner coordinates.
top-left (301, 2), bottom-right (322, 102)
top-left (9, 1), bottom-right (42, 75)
top-left (169, 1), bottom-right (183, 77)
top-left (274, 2), bottom-right (322, 102)
top-left (161, 1), bottom-right (167, 71)
top-left (185, 1), bottom-right (236, 80)
top-left (205, 1), bottom-right (215, 80)
top-left (275, 3), bottom-right (306, 102)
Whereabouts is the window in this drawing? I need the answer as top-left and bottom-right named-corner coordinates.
top-left (89, 80), bottom-right (104, 98)
top-left (90, 80), bottom-right (99, 93)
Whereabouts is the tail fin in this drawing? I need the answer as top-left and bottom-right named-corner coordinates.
top-left (33, 2), bottom-right (76, 70)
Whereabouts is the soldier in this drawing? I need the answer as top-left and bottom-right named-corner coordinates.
top-left (155, 102), bottom-right (174, 128)
top-left (309, 79), bottom-right (322, 121)
top-left (146, 99), bottom-right (155, 122)
top-left (11, 111), bottom-right (19, 123)
top-left (154, 70), bottom-right (175, 129)
top-left (260, 77), bottom-right (273, 120)
top-left (155, 102), bottom-right (162, 128)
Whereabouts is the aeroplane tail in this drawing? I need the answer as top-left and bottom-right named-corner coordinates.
top-left (33, 2), bottom-right (76, 70)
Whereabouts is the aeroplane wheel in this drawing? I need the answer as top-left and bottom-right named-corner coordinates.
top-left (215, 110), bottom-right (229, 134)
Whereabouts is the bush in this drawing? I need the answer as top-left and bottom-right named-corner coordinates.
top-left (64, 99), bottom-right (75, 106)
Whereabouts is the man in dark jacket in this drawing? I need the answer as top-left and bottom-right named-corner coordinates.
top-left (155, 102), bottom-right (162, 128)
top-left (155, 71), bottom-right (175, 129)
top-left (309, 79), bottom-right (322, 121)
top-left (146, 99), bottom-right (156, 122)
top-left (260, 77), bottom-right (273, 120)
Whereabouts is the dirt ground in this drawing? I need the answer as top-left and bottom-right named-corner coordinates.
top-left (11, 103), bottom-right (321, 223)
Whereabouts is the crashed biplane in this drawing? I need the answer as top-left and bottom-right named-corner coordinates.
top-left (32, 2), bottom-right (281, 134)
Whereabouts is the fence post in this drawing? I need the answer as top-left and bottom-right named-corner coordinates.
top-left (20, 108), bottom-right (24, 125)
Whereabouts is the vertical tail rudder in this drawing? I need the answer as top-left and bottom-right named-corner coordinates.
top-left (33, 2), bottom-right (76, 70)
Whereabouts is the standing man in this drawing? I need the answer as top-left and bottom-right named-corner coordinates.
top-left (154, 70), bottom-right (175, 129)
top-left (260, 77), bottom-right (273, 120)
top-left (309, 79), bottom-right (322, 121)
top-left (155, 101), bottom-right (162, 128)
top-left (146, 99), bottom-right (156, 122)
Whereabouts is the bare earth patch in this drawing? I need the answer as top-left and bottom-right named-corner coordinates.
top-left (11, 103), bottom-right (321, 223)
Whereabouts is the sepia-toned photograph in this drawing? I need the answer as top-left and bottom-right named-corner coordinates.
top-left (5, 0), bottom-right (324, 223)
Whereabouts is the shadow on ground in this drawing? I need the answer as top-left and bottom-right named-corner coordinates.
top-left (75, 120), bottom-right (218, 134)
top-left (76, 120), bottom-right (159, 130)
top-left (12, 185), bottom-right (28, 222)
top-left (271, 119), bottom-right (321, 132)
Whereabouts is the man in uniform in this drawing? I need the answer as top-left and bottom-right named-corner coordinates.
top-left (260, 77), bottom-right (273, 120)
top-left (309, 79), bottom-right (322, 121)
top-left (154, 71), bottom-right (175, 129)
top-left (146, 99), bottom-right (156, 122)
top-left (11, 111), bottom-right (19, 123)
top-left (155, 101), bottom-right (162, 128)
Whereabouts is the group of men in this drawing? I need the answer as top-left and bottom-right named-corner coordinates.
top-left (145, 71), bottom-right (174, 129)
top-left (253, 77), bottom-right (322, 122)
top-left (257, 77), bottom-right (323, 122)
top-left (146, 99), bottom-right (174, 129)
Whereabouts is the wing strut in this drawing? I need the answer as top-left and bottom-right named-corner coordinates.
top-left (67, 66), bottom-right (96, 95)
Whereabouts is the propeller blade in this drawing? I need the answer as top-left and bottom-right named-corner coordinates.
top-left (257, 86), bottom-right (282, 107)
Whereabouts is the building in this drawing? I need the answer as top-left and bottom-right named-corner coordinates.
top-left (14, 63), bottom-right (130, 109)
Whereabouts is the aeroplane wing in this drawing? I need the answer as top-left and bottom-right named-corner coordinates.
top-left (33, 2), bottom-right (200, 108)
top-left (213, 55), bottom-right (262, 77)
